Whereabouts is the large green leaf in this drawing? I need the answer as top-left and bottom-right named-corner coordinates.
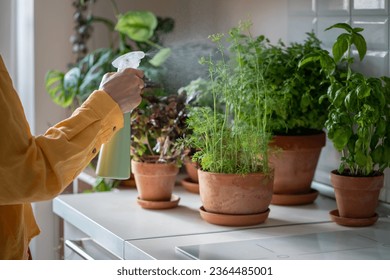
top-left (332, 33), bottom-right (349, 63)
top-left (325, 23), bottom-right (353, 33)
top-left (331, 127), bottom-right (351, 151)
top-left (45, 70), bottom-right (75, 108)
top-left (149, 47), bottom-right (172, 67)
top-left (115, 11), bottom-right (157, 42)
top-left (352, 33), bottom-right (367, 61)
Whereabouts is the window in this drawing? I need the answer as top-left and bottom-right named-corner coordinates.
top-left (0, 0), bottom-right (35, 133)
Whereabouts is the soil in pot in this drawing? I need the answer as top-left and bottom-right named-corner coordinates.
top-left (269, 131), bottom-right (325, 205)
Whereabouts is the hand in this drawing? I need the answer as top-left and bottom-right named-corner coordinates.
top-left (99, 68), bottom-right (145, 113)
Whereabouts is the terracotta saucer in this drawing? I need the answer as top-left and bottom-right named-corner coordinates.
top-left (329, 209), bottom-right (379, 227)
top-left (137, 194), bottom-right (180, 210)
top-left (199, 206), bottom-right (270, 227)
top-left (271, 189), bottom-right (319, 206)
top-left (180, 177), bottom-right (199, 194)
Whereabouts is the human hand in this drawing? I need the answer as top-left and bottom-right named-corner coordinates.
top-left (99, 68), bottom-right (145, 113)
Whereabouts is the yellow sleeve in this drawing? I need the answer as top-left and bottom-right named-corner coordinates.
top-left (0, 57), bottom-right (123, 205)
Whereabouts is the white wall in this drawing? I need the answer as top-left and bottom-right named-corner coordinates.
top-left (88, 0), bottom-right (288, 48)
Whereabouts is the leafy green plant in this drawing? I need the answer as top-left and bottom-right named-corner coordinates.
top-left (186, 21), bottom-right (271, 175)
top-left (263, 33), bottom-right (329, 135)
top-left (254, 33), bottom-right (330, 135)
top-left (45, 9), bottom-right (174, 109)
top-left (299, 23), bottom-right (390, 176)
top-left (130, 91), bottom-right (189, 165)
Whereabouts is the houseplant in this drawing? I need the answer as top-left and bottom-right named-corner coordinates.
top-left (45, 10), bottom-right (173, 109)
top-left (44, 6), bottom-right (174, 191)
top-left (130, 90), bottom-right (189, 209)
top-left (259, 33), bottom-right (329, 205)
top-left (177, 78), bottom-right (216, 193)
top-left (300, 23), bottom-right (390, 226)
top-left (186, 21), bottom-right (274, 226)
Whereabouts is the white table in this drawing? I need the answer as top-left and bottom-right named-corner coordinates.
top-left (53, 182), bottom-right (390, 260)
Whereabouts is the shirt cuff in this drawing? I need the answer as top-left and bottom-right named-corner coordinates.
top-left (81, 90), bottom-right (124, 143)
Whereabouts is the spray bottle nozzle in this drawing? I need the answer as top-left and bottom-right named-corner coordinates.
top-left (112, 51), bottom-right (158, 88)
top-left (112, 51), bottom-right (146, 71)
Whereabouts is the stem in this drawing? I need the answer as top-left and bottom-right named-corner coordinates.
top-left (110, 0), bottom-right (120, 16)
top-left (145, 39), bottom-right (163, 50)
top-left (217, 40), bottom-right (229, 173)
top-left (208, 55), bottom-right (218, 172)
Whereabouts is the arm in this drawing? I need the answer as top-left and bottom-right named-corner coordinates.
top-left (0, 57), bottom-right (143, 205)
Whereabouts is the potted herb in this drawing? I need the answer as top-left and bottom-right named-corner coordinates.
top-left (258, 33), bottom-right (329, 205)
top-left (186, 21), bottom-right (274, 226)
top-left (300, 23), bottom-right (390, 226)
top-left (130, 90), bottom-right (189, 209)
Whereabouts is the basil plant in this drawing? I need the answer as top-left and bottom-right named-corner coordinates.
top-left (300, 23), bottom-right (390, 176)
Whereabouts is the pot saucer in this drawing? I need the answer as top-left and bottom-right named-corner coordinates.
top-left (180, 177), bottom-right (199, 194)
top-left (137, 194), bottom-right (180, 210)
top-left (271, 189), bottom-right (319, 206)
top-left (199, 206), bottom-right (270, 227)
top-left (329, 209), bottom-right (379, 227)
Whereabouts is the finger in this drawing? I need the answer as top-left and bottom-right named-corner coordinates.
top-left (103, 72), bottom-right (115, 79)
top-left (139, 77), bottom-right (145, 90)
top-left (122, 68), bottom-right (144, 79)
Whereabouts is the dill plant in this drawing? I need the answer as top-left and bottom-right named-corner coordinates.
top-left (186, 21), bottom-right (271, 175)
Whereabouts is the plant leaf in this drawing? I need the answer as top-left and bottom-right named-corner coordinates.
top-left (45, 70), bottom-right (74, 108)
top-left (149, 47), bottom-right (172, 67)
top-left (332, 33), bottom-right (349, 62)
top-left (331, 128), bottom-right (351, 151)
top-left (325, 23), bottom-right (353, 33)
top-left (115, 11), bottom-right (158, 42)
top-left (352, 33), bottom-right (367, 61)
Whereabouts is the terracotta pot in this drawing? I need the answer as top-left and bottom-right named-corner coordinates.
top-left (330, 170), bottom-right (384, 219)
top-left (120, 173), bottom-right (136, 188)
top-left (269, 131), bottom-right (326, 195)
top-left (184, 160), bottom-right (198, 183)
top-left (131, 159), bottom-right (179, 201)
top-left (198, 169), bottom-right (274, 215)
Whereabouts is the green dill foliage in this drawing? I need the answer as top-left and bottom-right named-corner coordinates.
top-left (300, 23), bottom-right (390, 176)
top-left (186, 21), bottom-right (271, 175)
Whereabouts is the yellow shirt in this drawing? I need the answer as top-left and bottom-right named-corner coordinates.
top-left (0, 56), bottom-right (123, 259)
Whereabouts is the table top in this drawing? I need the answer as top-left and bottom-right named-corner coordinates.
top-left (53, 179), bottom-right (390, 259)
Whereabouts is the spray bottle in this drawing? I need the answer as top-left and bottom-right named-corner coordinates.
top-left (96, 51), bottom-right (145, 179)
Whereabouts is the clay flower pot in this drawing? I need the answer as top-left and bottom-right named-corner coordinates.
top-left (131, 159), bottom-right (179, 201)
top-left (197, 169), bottom-right (274, 226)
top-left (180, 158), bottom-right (200, 194)
top-left (269, 131), bottom-right (326, 205)
top-left (330, 170), bottom-right (384, 220)
top-left (184, 160), bottom-right (198, 183)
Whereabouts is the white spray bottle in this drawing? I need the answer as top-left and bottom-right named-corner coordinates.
top-left (96, 51), bottom-right (145, 179)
